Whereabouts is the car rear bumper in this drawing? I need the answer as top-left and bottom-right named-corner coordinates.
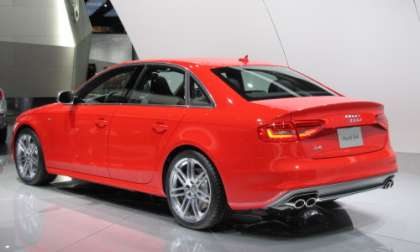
top-left (267, 172), bottom-right (395, 210)
top-left (225, 147), bottom-right (398, 210)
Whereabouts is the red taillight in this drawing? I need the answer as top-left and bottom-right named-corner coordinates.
top-left (294, 120), bottom-right (324, 140)
top-left (0, 89), bottom-right (4, 100)
top-left (258, 121), bottom-right (298, 142)
top-left (376, 114), bottom-right (388, 129)
top-left (258, 120), bottom-right (324, 142)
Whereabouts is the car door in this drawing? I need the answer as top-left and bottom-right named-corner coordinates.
top-left (108, 64), bottom-right (187, 183)
top-left (65, 66), bottom-right (139, 177)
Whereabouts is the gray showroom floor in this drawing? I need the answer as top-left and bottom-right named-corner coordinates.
top-left (0, 126), bottom-right (419, 252)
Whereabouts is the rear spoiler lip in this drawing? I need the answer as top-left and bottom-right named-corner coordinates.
top-left (289, 100), bottom-right (384, 116)
top-left (268, 101), bottom-right (385, 129)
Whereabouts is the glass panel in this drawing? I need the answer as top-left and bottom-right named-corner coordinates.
top-left (81, 68), bottom-right (135, 104)
top-left (212, 66), bottom-right (334, 101)
top-left (128, 65), bottom-right (186, 106)
top-left (190, 77), bottom-right (211, 106)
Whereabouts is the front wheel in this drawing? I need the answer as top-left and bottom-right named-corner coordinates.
top-left (15, 128), bottom-right (56, 185)
top-left (165, 150), bottom-right (229, 230)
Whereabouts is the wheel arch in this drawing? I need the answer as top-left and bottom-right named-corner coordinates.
top-left (161, 144), bottom-right (226, 196)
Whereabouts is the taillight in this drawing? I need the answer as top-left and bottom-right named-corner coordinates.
top-left (376, 114), bottom-right (388, 129)
top-left (0, 89), bottom-right (4, 100)
top-left (258, 121), bottom-right (298, 142)
top-left (258, 120), bottom-right (324, 142)
top-left (294, 120), bottom-right (324, 140)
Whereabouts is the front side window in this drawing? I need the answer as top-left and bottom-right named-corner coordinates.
top-left (78, 67), bottom-right (137, 104)
top-left (212, 66), bottom-right (334, 101)
top-left (127, 65), bottom-right (186, 105)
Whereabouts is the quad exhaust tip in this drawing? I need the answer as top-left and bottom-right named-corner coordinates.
top-left (271, 174), bottom-right (396, 211)
top-left (305, 197), bottom-right (318, 208)
top-left (294, 199), bottom-right (306, 209)
top-left (285, 196), bottom-right (319, 210)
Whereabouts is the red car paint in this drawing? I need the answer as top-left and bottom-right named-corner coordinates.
top-left (12, 59), bottom-right (398, 210)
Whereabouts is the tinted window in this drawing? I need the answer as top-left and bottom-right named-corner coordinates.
top-left (190, 77), bottom-right (212, 106)
top-left (127, 65), bottom-right (186, 105)
top-left (78, 67), bottom-right (137, 104)
top-left (212, 66), bottom-right (334, 101)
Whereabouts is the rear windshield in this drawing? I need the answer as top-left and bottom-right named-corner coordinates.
top-left (212, 66), bottom-right (334, 101)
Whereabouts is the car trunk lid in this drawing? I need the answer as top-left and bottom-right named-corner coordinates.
top-left (254, 96), bottom-right (388, 159)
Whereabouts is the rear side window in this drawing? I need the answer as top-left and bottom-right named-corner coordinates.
top-left (212, 66), bottom-right (334, 101)
top-left (189, 77), bottom-right (212, 106)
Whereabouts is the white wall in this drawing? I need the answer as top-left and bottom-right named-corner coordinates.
top-left (265, 0), bottom-right (420, 153)
top-left (111, 0), bottom-right (420, 153)
top-left (111, 0), bottom-right (287, 64)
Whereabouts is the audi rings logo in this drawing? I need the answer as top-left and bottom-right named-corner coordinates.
top-left (345, 114), bottom-right (362, 123)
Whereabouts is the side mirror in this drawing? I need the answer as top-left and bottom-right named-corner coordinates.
top-left (57, 91), bottom-right (75, 104)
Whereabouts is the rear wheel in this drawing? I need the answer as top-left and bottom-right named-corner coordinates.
top-left (15, 128), bottom-right (56, 185)
top-left (0, 127), bottom-right (6, 143)
top-left (165, 150), bottom-right (229, 230)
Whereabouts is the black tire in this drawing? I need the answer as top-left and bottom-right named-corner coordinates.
top-left (165, 150), bottom-right (229, 230)
top-left (0, 127), bottom-right (6, 143)
top-left (14, 128), bottom-right (56, 186)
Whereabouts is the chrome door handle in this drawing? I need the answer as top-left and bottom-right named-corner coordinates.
top-left (152, 122), bottom-right (169, 134)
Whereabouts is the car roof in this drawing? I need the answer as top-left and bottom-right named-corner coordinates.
top-left (117, 58), bottom-right (283, 69)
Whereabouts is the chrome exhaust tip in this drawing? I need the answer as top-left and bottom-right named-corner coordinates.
top-left (284, 193), bottom-right (319, 210)
top-left (305, 197), bottom-right (318, 208)
top-left (285, 198), bottom-right (306, 210)
top-left (294, 199), bottom-right (306, 209)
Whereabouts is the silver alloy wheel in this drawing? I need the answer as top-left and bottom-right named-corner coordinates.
top-left (16, 134), bottom-right (39, 180)
top-left (169, 158), bottom-right (212, 223)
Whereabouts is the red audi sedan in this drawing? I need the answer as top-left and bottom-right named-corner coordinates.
top-left (12, 59), bottom-right (397, 229)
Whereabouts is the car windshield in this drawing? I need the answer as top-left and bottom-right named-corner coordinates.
top-left (212, 66), bottom-right (334, 101)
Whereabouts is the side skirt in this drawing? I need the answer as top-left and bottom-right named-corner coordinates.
top-left (48, 167), bottom-right (165, 197)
